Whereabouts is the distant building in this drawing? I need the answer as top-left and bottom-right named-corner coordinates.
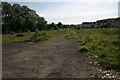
top-left (82, 22), bottom-right (94, 28)
top-left (114, 17), bottom-right (120, 27)
top-left (82, 17), bottom-right (120, 28)
top-left (106, 19), bottom-right (114, 28)
top-left (97, 19), bottom-right (108, 28)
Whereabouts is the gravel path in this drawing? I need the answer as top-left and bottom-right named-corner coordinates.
top-left (3, 35), bottom-right (94, 78)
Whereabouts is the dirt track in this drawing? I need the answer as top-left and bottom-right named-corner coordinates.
top-left (2, 35), bottom-right (93, 78)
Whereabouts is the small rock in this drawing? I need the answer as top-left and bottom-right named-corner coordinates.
top-left (107, 71), bottom-right (110, 73)
top-left (94, 61), bottom-right (98, 65)
top-left (25, 58), bottom-right (28, 60)
top-left (106, 74), bottom-right (111, 78)
top-left (95, 55), bottom-right (98, 58)
top-left (103, 71), bottom-right (107, 74)
top-left (89, 61), bottom-right (92, 64)
top-left (101, 76), bottom-right (105, 78)
top-left (112, 76), bottom-right (115, 78)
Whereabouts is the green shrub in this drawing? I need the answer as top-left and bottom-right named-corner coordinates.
top-left (99, 53), bottom-right (107, 58)
top-left (79, 46), bottom-right (89, 52)
top-left (112, 40), bottom-right (120, 46)
top-left (10, 31), bottom-right (14, 34)
top-left (16, 33), bottom-right (24, 37)
top-left (35, 29), bottom-right (39, 33)
top-left (26, 32), bottom-right (50, 43)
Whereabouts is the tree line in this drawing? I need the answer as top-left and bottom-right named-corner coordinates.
top-left (2, 2), bottom-right (81, 34)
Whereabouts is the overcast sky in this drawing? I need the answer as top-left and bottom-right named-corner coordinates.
top-left (9, 0), bottom-right (119, 24)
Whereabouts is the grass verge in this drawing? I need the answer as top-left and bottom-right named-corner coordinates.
top-left (66, 28), bottom-right (120, 71)
top-left (2, 29), bottom-right (72, 44)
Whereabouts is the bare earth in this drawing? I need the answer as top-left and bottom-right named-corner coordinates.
top-left (3, 35), bottom-right (94, 78)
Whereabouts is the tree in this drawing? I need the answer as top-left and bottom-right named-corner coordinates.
top-left (26, 17), bottom-right (36, 31)
top-left (2, 2), bottom-right (13, 33)
top-left (63, 25), bottom-right (68, 29)
top-left (12, 4), bottom-right (21, 17)
top-left (2, 2), bottom-right (12, 18)
top-left (57, 22), bottom-right (62, 28)
top-left (13, 17), bottom-right (25, 32)
top-left (2, 2), bottom-right (47, 33)
top-left (37, 17), bottom-right (47, 30)
top-left (51, 23), bottom-right (58, 30)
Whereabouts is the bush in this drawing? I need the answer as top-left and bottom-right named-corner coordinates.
top-left (99, 53), bottom-right (107, 58)
top-left (10, 31), bottom-right (14, 34)
top-left (26, 32), bottom-right (50, 43)
top-left (35, 29), bottom-right (39, 33)
top-left (112, 40), bottom-right (120, 46)
top-left (79, 46), bottom-right (89, 52)
top-left (16, 33), bottom-right (24, 37)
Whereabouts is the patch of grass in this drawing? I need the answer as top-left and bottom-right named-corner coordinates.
top-left (2, 32), bottom-right (35, 43)
top-left (67, 28), bottom-right (120, 71)
top-left (16, 33), bottom-right (24, 37)
top-left (2, 29), bottom-right (72, 43)
top-left (26, 32), bottom-right (50, 42)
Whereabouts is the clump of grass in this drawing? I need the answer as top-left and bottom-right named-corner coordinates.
top-left (112, 40), bottom-right (120, 46)
top-left (98, 53), bottom-right (120, 71)
top-left (16, 33), bottom-right (24, 37)
top-left (9, 31), bottom-right (14, 34)
top-left (26, 32), bottom-right (50, 43)
top-left (79, 46), bottom-right (89, 52)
